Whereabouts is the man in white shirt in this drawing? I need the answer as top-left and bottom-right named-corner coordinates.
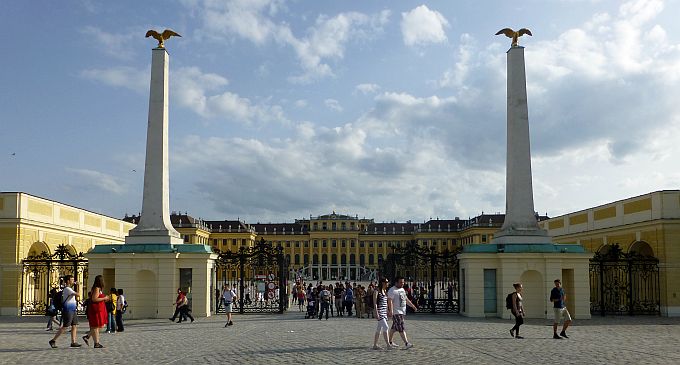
top-left (222, 283), bottom-right (238, 327)
top-left (49, 275), bottom-right (82, 348)
top-left (387, 276), bottom-right (418, 349)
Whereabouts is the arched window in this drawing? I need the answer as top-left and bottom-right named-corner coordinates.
top-left (359, 254), bottom-right (365, 266)
top-left (350, 254), bottom-right (356, 265)
top-left (629, 241), bottom-right (654, 257)
top-left (331, 254), bottom-right (337, 265)
top-left (294, 254), bottom-right (300, 265)
top-left (369, 254), bottom-right (374, 265)
top-left (313, 254), bottom-right (319, 265)
top-left (285, 254), bottom-right (291, 265)
top-left (322, 254), bottom-right (328, 265)
top-left (341, 254), bottom-right (347, 265)
top-left (304, 254), bottom-right (309, 266)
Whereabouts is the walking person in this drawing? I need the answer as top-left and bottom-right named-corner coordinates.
top-left (45, 287), bottom-right (60, 331)
top-left (343, 282), bottom-right (354, 317)
top-left (82, 275), bottom-right (110, 348)
top-left (318, 285), bottom-right (331, 320)
top-left (387, 276), bottom-right (418, 349)
top-left (509, 283), bottom-right (525, 339)
top-left (169, 289), bottom-right (184, 322)
top-left (178, 291), bottom-right (194, 323)
top-left (550, 279), bottom-right (572, 339)
top-left (48, 275), bottom-right (82, 348)
top-left (105, 287), bottom-right (117, 333)
top-left (371, 277), bottom-right (391, 350)
top-left (115, 289), bottom-right (125, 332)
top-left (222, 283), bottom-right (237, 327)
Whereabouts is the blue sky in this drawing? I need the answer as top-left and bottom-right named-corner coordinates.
top-left (2, 0), bottom-right (679, 223)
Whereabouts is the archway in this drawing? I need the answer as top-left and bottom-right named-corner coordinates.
top-left (134, 270), bottom-right (157, 319)
top-left (629, 241), bottom-right (654, 257)
top-left (27, 241), bottom-right (50, 257)
top-left (519, 270), bottom-right (545, 319)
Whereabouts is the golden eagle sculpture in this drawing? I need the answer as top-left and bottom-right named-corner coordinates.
top-left (145, 29), bottom-right (181, 48)
top-left (495, 28), bottom-right (532, 47)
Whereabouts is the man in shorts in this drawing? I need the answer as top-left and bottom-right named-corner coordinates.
top-left (387, 276), bottom-right (418, 349)
top-left (222, 283), bottom-right (237, 327)
top-left (49, 275), bottom-right (82, 348)
top-left (550, 279), bottom-right (572, 339)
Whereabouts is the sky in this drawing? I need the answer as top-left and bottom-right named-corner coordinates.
top-left (1, 0), bottom-right (679, 224)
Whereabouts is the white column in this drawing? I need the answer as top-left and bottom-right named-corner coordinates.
top-left (493, 46), bottom-right (549, 244)
top-left (126, 47), bottom-right (182, 245)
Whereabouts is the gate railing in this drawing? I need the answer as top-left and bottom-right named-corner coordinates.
top-left (214, 238), bottom-right (288, 314)
top-left (21, 244), bottom-right (89, 316)
top-left (380, 240), bottom-right (461, 314)
top-left (590, 244), bottom-right (660, 316)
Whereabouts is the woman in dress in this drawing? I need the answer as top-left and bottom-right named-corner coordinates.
top-left (82, 275), bottom-right (110, 348)
top-left (372, 277), bottom-right (391, 350)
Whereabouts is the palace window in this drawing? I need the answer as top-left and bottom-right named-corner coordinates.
top-left (359, 254), bottom-right (365, 266)
top-left (378, 241), bottom-right (383, 248)
top-left (313, 222), bottom-right (318, 231)
top-left (295, 241), bottom-right (300, 248)
top-left (304, 254), bottom-right (309, 265)
top-left (369, 241), bottom-right (374, 248)
top-left (322, 222), bottom-right (327, 230)
top-left (341, 240), bottom-right (346, 248)
top-left (313, 240), bottom-right (318, 248)
top-left (360, 241), bottom-right (365, 248)
top-left (322, 240), bottom-right (327, 248)
top-left (322, 254), bottom-right (328, 265)
top-left (350, 254), bottom-right (356, 265)
top-left (332, 222), bottom-right (337, 231)
top-left (369, 254), bottom-right (374, 265)
top-left (332, 254), bottom-right (337, 265)
top-left (341, 222), bottom-right (346, 230)
top-left (295, 254), bottom-right (300, 265)
top-left (351, 240), bottom-right (356, 248)
top-left (304, 241), bottom-right (309, 248)
top-left (341, 254), bottom-right (347, 265)
top-left (332, 239), bottom-right (337, 248)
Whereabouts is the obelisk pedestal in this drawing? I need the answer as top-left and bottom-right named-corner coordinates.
top-left (458, 41), bottom-right (591, 320)
top-left (86, 42), bottom-right (216, 319)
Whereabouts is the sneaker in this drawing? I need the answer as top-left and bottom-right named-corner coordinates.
top-left (509, 329), bottom-right (515, 338)
top-left (94, 343), bottom-right (104, 348)
top-left (372, 345), bottom-right (382, 350)
top-left (224, 322), bottom-right (229, 328)
top-left (515, 335), bottom-right (524, 339)
top-left (169, 318), bottom-right (175, 321)
top-left (49, 340), bottom-right (57, 349)
top-left (70, 343), bottom-right (82, 348)
top-left (560, 331), bottom-right (569, 339)
top-left (228, 321), bottom-right (233, 326)
top-left (82, 336), bottom-right (90, 346)
top-left (389, 342), bottom-right (399, 348)
top-left (403, 343), bottom-right (414, 349)
top-left (553, 334), bottom-right (562, 339)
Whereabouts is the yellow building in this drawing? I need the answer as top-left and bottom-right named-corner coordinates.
top-left (539, 190), bottom-right (680, 316)
top-left (0, 192), bottom-right (134, 316)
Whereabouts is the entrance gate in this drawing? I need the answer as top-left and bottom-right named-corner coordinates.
top-left (590, 244), bottom-right (660, 315)
top-left (215, 238), bottom-right (288, 314)
top-left (21, 244), bottom-right (88, 316)
top-left (381, 240), bottom-right (460, 314)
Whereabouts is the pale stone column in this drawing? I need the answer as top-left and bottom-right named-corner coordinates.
top-left (126, 47), bottom-right (182, 245)
top-left (494, 46), bottom-right (548, 244)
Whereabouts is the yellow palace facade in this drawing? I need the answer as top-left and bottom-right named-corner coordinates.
top-left (2, 190), bottom-right (679, 316)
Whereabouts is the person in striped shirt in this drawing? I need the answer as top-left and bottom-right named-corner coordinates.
top-left (372, 277), bottom-right (391, 350)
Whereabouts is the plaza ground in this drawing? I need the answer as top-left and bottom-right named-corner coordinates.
top-left (2, 311), bottom-right (680, 364)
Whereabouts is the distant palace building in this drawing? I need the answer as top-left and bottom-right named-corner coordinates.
top-left (2, 190), bottom-right (679, 316)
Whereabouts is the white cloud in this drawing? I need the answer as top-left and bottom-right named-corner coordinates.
top-left (294, 99), bottom-right (308, 108)
top-left (355, 83), bottom-right (381, 95)
top-left (324, 98), bottom-right (343, 112)
top-left (67, 168), bottom-right (127, 195)
top-left (80, 26), bottom-right (140, 60)
top-left (401, 5), bottom-right (449, 46)
top-left (80, 66), bottom-right (149, 93)
top-left (185, 1), bottom-right (390, 82)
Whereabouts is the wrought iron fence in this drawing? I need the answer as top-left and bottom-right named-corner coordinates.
top-left (590, 244), bottom-right (660, 316)
top-left (214, 238), bottom-right (289, 314)
top-left (21, 244), bottom-right (88, 316)
top-left (380, 240), bottom-right (461, 314)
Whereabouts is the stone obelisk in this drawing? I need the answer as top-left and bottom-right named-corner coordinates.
top-left (125, 46), bottom-right (182, 245)
top-left (492, 45), bottom-right (549, 244)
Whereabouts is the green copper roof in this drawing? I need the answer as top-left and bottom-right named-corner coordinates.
top-left (463, 243), bottom-right (586, 253)
top-left (88, 244), bottom-right (213, 254)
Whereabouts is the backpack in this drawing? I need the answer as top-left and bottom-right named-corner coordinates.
top-left (121, 300), bottom-right (128, 313)
top-left (505, 292), bottom-right (515, 310)
top-left (53, 290), bottom-right (64, 312)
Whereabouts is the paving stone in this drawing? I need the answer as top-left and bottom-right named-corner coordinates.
top-left (2, 312), bottom-right (680, 364)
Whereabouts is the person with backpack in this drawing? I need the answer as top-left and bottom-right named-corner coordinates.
top-left (222, 283), bottom-right (237, 327)
top-left (115, 288), bottom-right (126, 332)
top-left (45, 287), bottom-right (61, 331)
top-left (48, 275), bottom-right (82, 348)
top-left (105, 287), bottom-right (117, 333)
top-left (318, 285), bottom-right (331, 320)
top-left (508, 283), bottom-right (525, 339)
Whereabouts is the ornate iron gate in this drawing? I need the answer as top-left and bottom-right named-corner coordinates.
top-left (21, 244), bottom-right (89, 316)
top-left (381, 240), bottom-right (460, 314)
top-left (590, 244), bottom-right (660, 316)
top-left (214, 238), bottom-right (289, 314)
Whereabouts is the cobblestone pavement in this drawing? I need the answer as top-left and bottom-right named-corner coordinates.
top-left (2, 311), bottom-right (680, 365)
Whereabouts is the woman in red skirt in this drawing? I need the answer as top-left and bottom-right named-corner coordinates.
top-left (82, 275), bottom-right (110, 348)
